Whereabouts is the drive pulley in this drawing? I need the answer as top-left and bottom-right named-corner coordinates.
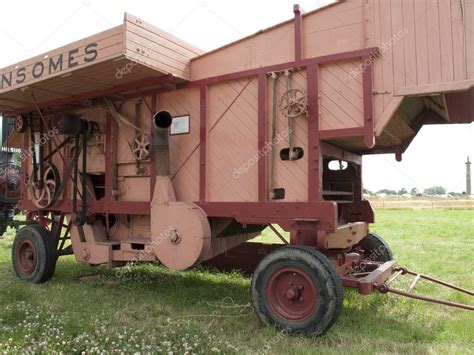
top-left (29, 163), bottom-right (61, 209)
top-left (279, 88), bottom-right (308, 118)
top-left (131, 133), bottom-right (151, 161)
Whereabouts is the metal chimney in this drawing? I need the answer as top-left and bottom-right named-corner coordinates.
top-left (152, 111), bottom-right (172, 177)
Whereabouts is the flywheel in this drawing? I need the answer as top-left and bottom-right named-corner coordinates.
top-left (29, 163), bottom-right (61, 209)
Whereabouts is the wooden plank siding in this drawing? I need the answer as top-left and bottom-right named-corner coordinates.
top-left (190, 22), bottom-right (295, 81)
top-left (0, 26), bottom-right (124, 93)
top-left (173, 0), bottom-right (474, 201)
top-left (319, 59), bottom-right (364, 130)
top-left (206, 78), bottom-right (259, 202)
top-left (0, 13), bottom-right (202, 111)
top-left (466, 0), bottom-right (474, 80)
top-left (190, 1), bottom-right (365, 81)
top-left (369, 0), bottom-right (474, 133)
top-left (266, 70), bottom-right (309, 202)
top-left (123, 13), bottom-right (203, 81)
top-left (0, 61), bottom-right (168, 111)
top-left (161, 88), bottom-right (201, 202)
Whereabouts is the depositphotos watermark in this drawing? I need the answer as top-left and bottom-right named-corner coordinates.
top-left (114, 225), bottom-right (174, 278)
top-left (233, 127), bottom-right (292, 179)
top-left (18, 127), bottom-right (60, 163)
top-left (257, 326), bottom-right (296, 354)
top-left (350, 28), bottom-right (409, 79)
top-left (349, 244), bottom-right (389, 276)
top-left (115, 59), bottom-right (138, 80)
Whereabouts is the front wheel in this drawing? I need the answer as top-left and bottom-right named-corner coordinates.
top-left (351, 233), bottom-right (394, 262)
top-left (12, 225), bottom-right (57, 283)
top-left (251, 246), bottom-right (344, 337)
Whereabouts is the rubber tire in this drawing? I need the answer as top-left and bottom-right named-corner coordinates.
top-left (12, 225), bottom-right (57, 283)
top-left (251, 246), bottom-right (344, 337)
top-left (354, 233), bottom-right (394, 262)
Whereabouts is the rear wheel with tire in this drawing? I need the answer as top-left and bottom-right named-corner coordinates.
top-left (251, 246), bottom-right (344, 337)
top-left (12, 225), bottom-right (57, 283)
top-left (351, 233), bottom-right (393, 262)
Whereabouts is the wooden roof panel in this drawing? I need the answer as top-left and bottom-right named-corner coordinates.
top-left (0, 13), bottom-right (201, 114)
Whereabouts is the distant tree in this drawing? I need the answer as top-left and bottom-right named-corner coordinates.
top-left (377, 189), bottom-right (397, 195)
top-left (423, 186), bottom-right (447, 196)
top-left (398, 188), bottom-right (408, 195)
top-left (363, 188), bottom-right (375, 196)
top-left (410, 187), bottom-right (419, 196)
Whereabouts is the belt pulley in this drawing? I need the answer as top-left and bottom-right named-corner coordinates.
top-left (28, 114), bottom-right (61, 209)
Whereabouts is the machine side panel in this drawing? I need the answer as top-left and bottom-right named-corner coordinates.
top-left (319, 59), bottom-right (365, 130)
top-left (206, 78), bottom-right (259, 202)
top-left (161, 88), bottom-right (201, 202)
top-left (369, 0), bottom-right (474, 133)
top-left (191, 1), bottom-right (365, 81)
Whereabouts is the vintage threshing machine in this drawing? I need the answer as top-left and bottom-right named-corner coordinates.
top-left (1, 0), bottom-right (473, 336)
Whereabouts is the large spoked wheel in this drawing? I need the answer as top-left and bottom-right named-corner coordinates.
top-left (29, 163), bottom-right (61, 209)
top-left (12, 225), bottom-right (57, 283)
top-left (131, 133), bottom-right (151, 161)
top-left (279, 89), bottom-right (308, 118)
top-left (351, 233), bottom-right (394, 262)
top-left (251, 246), bottom-right (344, 337)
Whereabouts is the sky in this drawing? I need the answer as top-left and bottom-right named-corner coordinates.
top-left (0, 0), bottom-right (473, 193)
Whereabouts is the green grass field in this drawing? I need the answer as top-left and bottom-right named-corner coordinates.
top-left (0, 210), bottom-right (473, 354)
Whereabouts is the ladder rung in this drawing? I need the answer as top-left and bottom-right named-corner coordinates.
top-left (386, 270), bottom-right (404, 285)
top-left (407, 274), bottom-right (421, 293)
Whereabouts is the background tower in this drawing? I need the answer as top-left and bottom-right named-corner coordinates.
top-left (467, 157), bottom-right (472, 195)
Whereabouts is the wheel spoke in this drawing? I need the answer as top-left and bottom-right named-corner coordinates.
top-left (30, 163), bottom-right (60, 208)
top-left (131, 133), bottom-right (151, 161)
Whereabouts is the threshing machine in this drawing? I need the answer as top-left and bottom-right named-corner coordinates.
top-left (1, 0), bottom-right (473, 336)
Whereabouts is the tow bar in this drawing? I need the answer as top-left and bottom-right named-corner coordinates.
top-left (374, 267), bottom-right (474, 311)
top-left (342, 261), bottom-right (473, 311)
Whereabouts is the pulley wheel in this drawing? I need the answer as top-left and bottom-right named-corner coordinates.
top-left (151, 202), bottom-right (211, 270)
top-left (29, 163), bottom-right (61, 209)
top-left (14, 115), bottom-right (29, 133)
top-left (131, 133), bottom-right (151, 161)
top-left (279, 89), bottom-right (308, 118)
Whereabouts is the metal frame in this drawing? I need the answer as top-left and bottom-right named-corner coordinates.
top-left (16, 46), bottom-right (377, 236)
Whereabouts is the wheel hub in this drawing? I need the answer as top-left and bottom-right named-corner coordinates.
top-left (17, 240), bottom-right (36, 274)
top-left (267, 267), bottom-right (317, 321)
top-left (284, 286), bottom-right (302, 301)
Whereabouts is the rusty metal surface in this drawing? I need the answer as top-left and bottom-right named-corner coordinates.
top-left (355, 261), bottom-right (397, 295)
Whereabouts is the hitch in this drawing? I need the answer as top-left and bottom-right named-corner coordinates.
top-left (374, 267), bottom-right (474, 311)
top-left (343, 262), bottom-right (473, 311)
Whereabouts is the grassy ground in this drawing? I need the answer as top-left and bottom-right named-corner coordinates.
top-left (0, 210), bottom-right (473, 354)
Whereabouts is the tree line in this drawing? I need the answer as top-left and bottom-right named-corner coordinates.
top-left (363, 186), bottom-right (467, 197)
